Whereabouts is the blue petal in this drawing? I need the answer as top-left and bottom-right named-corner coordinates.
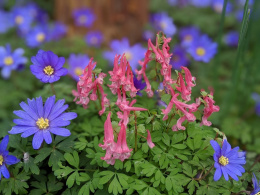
top-left (221, 166), bottom-right (229, 181)
top-left (32, 131), bottom-right (44, 150)
top-left (226, 147), bottom-right (239, 158)
top-left (5, 155), bottom-right (20, 165)
top-left (43, 131), bottom-right (52, 144)
top-left (43, 96), bottom-right (56, 118)
top-left (225, 166), bottom-right (239, 181)
top-left (229, 158), bottom-right (246, 165)
top-left (36, 97), bottom-right (44, 117)
top-left (1, 67), bottom-right (12, 79)
top-left (27, 98), bottom-right (39, 118)
top-left (55, 57), bottom-right (65, 69)
top-left (21, 127), bottom-right (39, 138)
top-left (58, 112), bottom-right (77, 120)
top-left (42, 51), bottom-right (52, 65)
top-left (55, 68), bottom-right (68, 76)
top-left (213, 168), bottom-right (222, 181)
top-left (13, 110), bottom-right (34, 120)
top-left (48, 75), bottom-right (60, 83)
top-left (49, 127), bottom-right (71, 137)
top-left (0, 164), bottom-right (10, 179)
top-left (230, 164), bottom-right (245, 173)
top-left (226, 164), bottom-right (242, 177)
top-left (20, 101), bottom-right (38, 120)
top-left (0, 135), bottom-right (9, 153)
top-left (50, 52), bottom-right (59, 66)
top-left (221, 139), bottom-right (231, 156)
top-left (210, 140), bottom-right (221, 155)
top-left (13, 119), bottom-right (35, 126)
top-left (253, 173), bottom-right (259, 190)
top-left (9, 126), bottom-right (32, 134)
top-left (50, 118), bottom-right (70, 127)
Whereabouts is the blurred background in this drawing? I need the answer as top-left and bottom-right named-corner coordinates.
top-left (0, 0), bottom-right (259, 156)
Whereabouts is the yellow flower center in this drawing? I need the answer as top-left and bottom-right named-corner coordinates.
top-left (160, 21), bottom-right (167, 29)
top-left (219, 156), bottom-right (229, 166)
top-left (79, 15), bottom-right (87, 23)
top-left (256, 192), bottom-right (260, 195)
top-left (0, 155), bottom-right (3, 165)
top-left (196, 47), bottom-right (206, 56)
top-left (184, 35), bottom-right (192, 41)
top-left (74, 67), bottom-right (83, 76)
top-left (4, 56), bottom-right (14, 66)
top-left (36, 33), bottom-right (45, 42)
top-left (43, 66), bottom-right (54, 76)
top-left (36, 117), bottom-right (49, 129)
top-left (15, 15), bottom-right (24, 24)
top-left (125, 52), bottom-right (132, 60)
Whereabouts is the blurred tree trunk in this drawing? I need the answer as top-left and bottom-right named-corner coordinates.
top-left (54, 0), bottom-right (149, 44)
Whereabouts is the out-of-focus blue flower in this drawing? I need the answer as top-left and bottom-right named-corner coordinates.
top-left (9, 96), bottom-right (77, 150)
top-left (85, 31), bottom-right (103, 48)
top-left (168, 0), bottom-right (178, 6)
top-left (179, 26), bottom-right (200, 48)
top-left (24, 2), bottom-right (48, 24)
top-left (170, 45), bottom-right (189, 70)
top-left (25, 25), bottom-right (48, 48)
top-left (187, 35), bottom-right (217, 63)
top-left (133, 74), bottom-right (146, 96)
top-left (30, 50), bottom-right (67, 83)
top-left (0, 135), bottom-right (20, 180)
top-left (151, 12), bottom-right (177, 37)
top-left (239, 0), bottom-right (254, 7)
top-left (143, 30), bottom-right (155, 41)
top-left (0, 44), bottom-right (27, 79)
top-left (252, 93), bottom-right (260, 116)
top-left (212, 0), bottom-right (233, 14)
top-left (236, 10), bottom-right (244, 22)
top-left (11, 7), bottom-right (33, 33)
top-left (48, 22), bottom-right (67, 41)
top-left (251, 173), bottom-right (260, 195)
top-left (190, 0), bottom-right (212, 7)
top-left (73, 8), bottom-right (95, 27)
top-left (68, 54), bottom-right (90, 81)
top-left (103, 38), bottom-right (146, 70)
top-left (224, 31), bottom-right (239, 47)
top-left (0, 10), bottom-right (13, 33)
top-left (210, 139), bottom-right (246, 181)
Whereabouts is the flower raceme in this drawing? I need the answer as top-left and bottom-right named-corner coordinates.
top-left (9, 96), bottom-right (77, 150)
top-left (72, 58), bottom-right (109, 115)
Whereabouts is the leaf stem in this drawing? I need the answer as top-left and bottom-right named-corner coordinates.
top-left (195, 164), bottom-right (214, 181)
top-left (50, 83), bottom-right (56, 96)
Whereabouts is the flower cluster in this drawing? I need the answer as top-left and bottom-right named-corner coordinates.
top-left (72, 58), bottom-right (109, 115)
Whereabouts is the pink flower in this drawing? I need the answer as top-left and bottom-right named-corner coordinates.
top-left (99, 112), bottom-right (115, 150)
top-left (176, 72), bottom-right (191, 101)
top-left (181, 67), bottom-right (196, 91)
top-left (146, 130), bottom-right (155, 148)
top-left (200, 89), bottom-right (220, 126)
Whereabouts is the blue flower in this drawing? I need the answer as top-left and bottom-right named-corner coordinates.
top-left (251, 173), bottom-right (260, 195)
top-left (190, 0), bottom-right (212, 7)
top-left (143, 30), bottom-right (155, 41)
top-left (9, 96), bottom-right (77, 150)
top-left (224, 31), bottom-right (239, 47)
top-left (25, 25), bottom-right (48, 48)
top-left (11, 7), bottom-right (34, 34)
top-left (68, 54), bottom-right (90, 81)
top-left (73, 8), bottom-right (95, 27)
top-left (187, 35), bottom-right (217, 63)
top-left (170, 45), bottom-right (189, 70)
top-left (30, 50), bottom-right (68, 83)
top-left (48, 22), bottom-right (67, 41)
top-left (212, 0), bottom-right (233, 14)
top-left (0, 44), bottom-right (27, 79)
top-left (103, 38), bottom-right (146, 70)
top-left (252, 93), bottom-right (260, 116)
top-left (179, 26), bottom-right (200, 48)
top-left (0, 10), bottom-right (13, 33)
top-left (151, 12), bottom-right (177, 37)
top-left (85, 31), bottom-right (103, 48)
top-left (0, 135), bottom-right (20, 180)
top-left (210, 139), bottom-right (246, 181)
top-left (133, 74), bottom-right (146, 96)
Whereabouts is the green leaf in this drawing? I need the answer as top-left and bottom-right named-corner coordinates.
top-left (34, 148), bottom-right (52, 163)
top-left (124, 161), bottom-right (131, 172)
top-left (187, 180), bottom-right (199, 195)
top-left (172, 144), bottom-right (187, 149)
top-left (64, 151), bottom-right (79, 168)
top-left (24, 156), bottom-right (40, 175)
top-left (99, 172), bottom-right (115, 185)
top-left (108, 176), bottom-right (123, 195)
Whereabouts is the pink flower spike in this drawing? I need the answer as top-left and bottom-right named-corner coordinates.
top-left (181, 67), bottom-right (196, 91)
top-left (172, 116), bottom-right (187, 131)
top-left (146, 130), bottom-right (155, 148)
top-left (99, 112), bottom-right (115, 150)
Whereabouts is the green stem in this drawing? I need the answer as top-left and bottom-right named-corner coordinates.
top-left (50, 83), bottom-right (56, 96)
top-left (195, 164), bottom-right (214, 181)
top-left (96, 87), bottom-right (102, 109)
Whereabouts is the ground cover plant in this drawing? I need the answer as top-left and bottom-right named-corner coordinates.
top-left (0, 0), bottom-right (259, 194)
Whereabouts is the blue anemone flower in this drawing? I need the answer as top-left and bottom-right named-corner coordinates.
top-left (0, 44), bottom-right (27, 79)
top-left (103, 38), bottom-right (146, 70)
top-left (251, 173), bottom-right (260, 195)
top-left (210, 139), bottom-right (246, 181)
top-left (0, 135), bottom-right (20, 180)
top-left (187, 35), bottom-right (217, 63)
top-left (170, 45), bottom-right (189, 70)
top-left (133, 74), bottom-right (146, 96)
top-left (30, 50), bottom-right (68, 83)
top-left (85, 31), bottom-right (103, 48)
top-left (0, 10), bottom-right (13, 33)
top-left (224, 31), bottom-right (239, 47)
top-left (11, 7), bottom-right (33, 34)
top-left (179, 26), bottom-right (200, 48)
top-left (68, 53), bottom-right (90, 81)
top-left (73, 8), bottom-right (95, 27)
top-left (9, 96), bottom-right (77, 150)
top-left (48, 22), bottom-right (67, 41)
top-left (151, 12), bottom-right (177, 37)
top-left (26, 25), bottom-right (48, 48)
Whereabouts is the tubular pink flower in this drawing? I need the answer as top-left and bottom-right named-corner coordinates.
top-left (172, 116), bottom-right (187, 131)
top-left (146, 130), bottom-right (155, 148)
top-left (181, 66), bottom-right (196, 91)
top-left (176, 72), bottom-right (191, 101)
top-left (99, 112), bottom-right (115, 150)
